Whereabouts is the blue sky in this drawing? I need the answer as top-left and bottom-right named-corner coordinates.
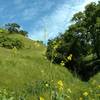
top-left (0, 0), bottom-right (99, 41)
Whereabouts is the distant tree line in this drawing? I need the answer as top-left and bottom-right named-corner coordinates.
top-left (46, 1), bottom-right (100, 81)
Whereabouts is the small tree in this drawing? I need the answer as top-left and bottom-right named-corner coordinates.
top-left (5, 23), bottom-right (20, 33)
top-left (4, 23), bottom-right (29, 37)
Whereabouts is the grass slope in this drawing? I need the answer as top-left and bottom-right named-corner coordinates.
top-left (0, 34), bottom-right (100, 100)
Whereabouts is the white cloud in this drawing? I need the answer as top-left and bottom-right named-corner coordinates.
top-left (31, 3), bottom-right (75, 39)
top-left (30, 0), bottom-right (99, 40)
top-left (76, 0), bottom-right (99, 11)
top-left (20, 0), bottom-right (54, 21)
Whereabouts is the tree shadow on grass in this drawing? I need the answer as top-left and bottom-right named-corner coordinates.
top-left (65, 59), bottom-right (100, 81)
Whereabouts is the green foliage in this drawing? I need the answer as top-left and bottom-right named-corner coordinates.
top-left (46, 1), bottom-right (100, 81)
top-left (4, 23), bottom-right (28, 37)
top-left (5, 23), bottom-right (20, 33)
top-left (0, 89), bottom-right (15, 100)
top-left (19, 30), bottom-right (28, 37)
top-left (0, 78), bottom-right (99, 100)
top-left (46, 34), bottom-right (64, 64)
top-left (0, 35), bottom-right (24, 49)
top-left (0, 1), bottom-right (99, 100)
top-left (26, 80), bottom-right (50, 96)
top-left (0, 29), bottom-right (99, 100)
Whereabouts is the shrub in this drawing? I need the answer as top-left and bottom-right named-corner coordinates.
top-left (0, 35), bottom-right (24, 49)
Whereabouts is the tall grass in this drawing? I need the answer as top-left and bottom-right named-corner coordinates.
top-left (0, 34), bottom-right (99, 100)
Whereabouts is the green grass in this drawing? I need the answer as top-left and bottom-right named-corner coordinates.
top-left (0, 34), bottom-right (100, 100)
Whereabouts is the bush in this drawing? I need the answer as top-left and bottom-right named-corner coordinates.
top-left (0, 35), bottom-right (24, 49)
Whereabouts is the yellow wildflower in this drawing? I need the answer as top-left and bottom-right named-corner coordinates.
top-left (60, 61), bottom-right (65, 66)
top-left (40, 96), bottom-right (44, 100)
top-left (59, 86), bottom-right (63, 91)
top-left (83, 92), bottom-right (88, 96)
top-left (45, 83), bottom-right (49, 87)
top-left (67, 54), bottom-right (72, 61)
top-left (70, 54), bottom-right (72, 57)
top-left (58, 80), bottom-right (63, 87)
top-left (57, 80), bottom-right (63, 90)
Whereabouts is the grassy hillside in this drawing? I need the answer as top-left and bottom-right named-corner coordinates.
top-left (0, 34), bottom-right (100, 100)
